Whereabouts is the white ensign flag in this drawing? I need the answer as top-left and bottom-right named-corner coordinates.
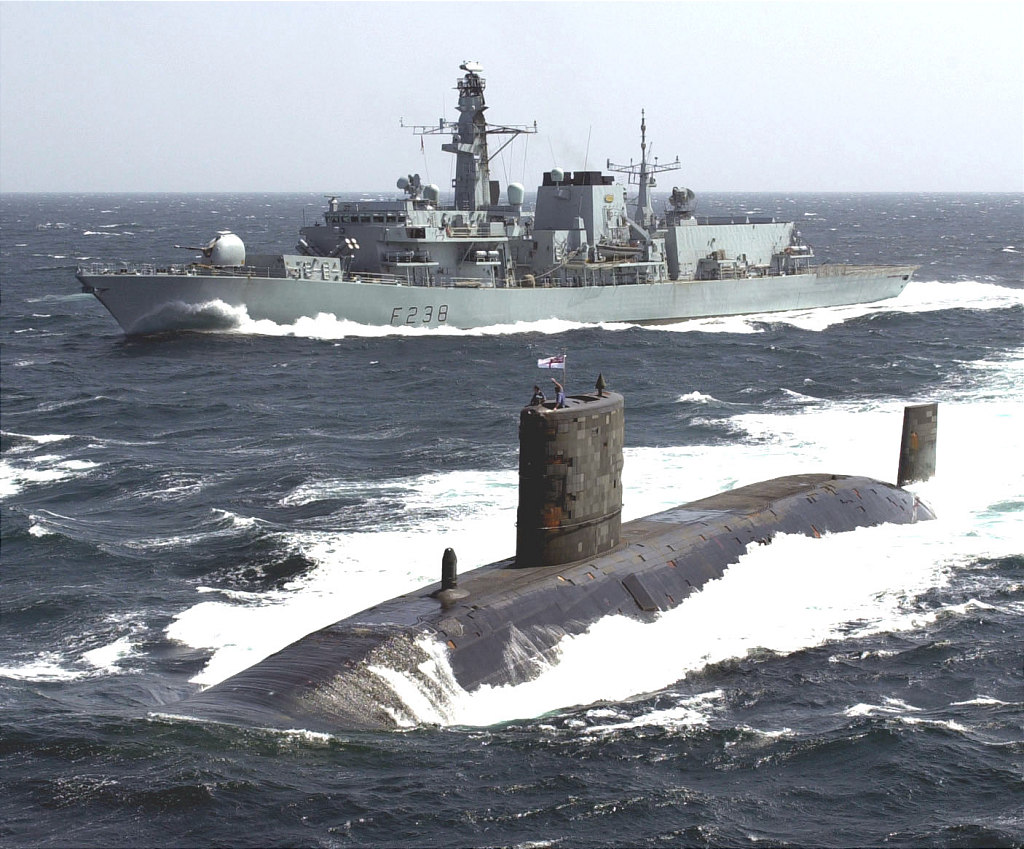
top-left (537, 355), bottom-right (566, 369)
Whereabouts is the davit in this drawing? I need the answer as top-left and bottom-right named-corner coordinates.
top-left (163, 387), bottom-right (937, 732)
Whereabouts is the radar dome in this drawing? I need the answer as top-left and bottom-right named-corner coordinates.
top-left (550, 168), bottom-right (564, 183)
top-left (422, 184), bottom-right (440, 204)
top-left (205, 231), bottom-right (245, 267)
top-left (507, 182), bottom-right (525, 205)
top-left (397, 176), bottom-right (410, 190)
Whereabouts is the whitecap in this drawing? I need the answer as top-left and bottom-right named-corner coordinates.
top-left (0, 652), bottom-right (84, 682)
top-left (82, 636), bottom-right (136, 673)
top-left (950, 695), bottom-right (1012, 707)
top-left (675, 391), bottom-right (722, 404)
top-left (1, 430), bottom-right (72, 445)
top-left (0, 456), bottom-right (100, 498)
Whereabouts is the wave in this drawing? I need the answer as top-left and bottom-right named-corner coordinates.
top-left (0, 456), bottom-right (100, 499)
top-left (0, 651), bottom-right (86, 682)
top-left (578, 690), bottom-right (725, 736)
top-left (113, 507), bottom-right (265, 553)
top-left (0, 632), bottom-right (139, 682)
top-left (82, 635), bottom-right (137, 673)
top-left (1, 430), bottom-right (73, 446)
top-left (950, 695), bottom-right (1013, 707)
top-left (674, 391), bottom-right (735, 406)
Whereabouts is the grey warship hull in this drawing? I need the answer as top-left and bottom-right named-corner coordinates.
top-left (79, 260), bottom-right (914, 334)
top-left (77, 61), bottom-right (917, 334)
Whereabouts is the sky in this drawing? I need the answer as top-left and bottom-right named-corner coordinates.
top-left (0, 0), bottom-right (1021, 193)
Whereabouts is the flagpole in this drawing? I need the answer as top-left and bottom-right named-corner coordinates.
top-left (535, 352), bottom-right (568, 405)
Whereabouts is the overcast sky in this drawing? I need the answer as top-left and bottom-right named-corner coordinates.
top-left (1, 1), bottom-right (1021, 192)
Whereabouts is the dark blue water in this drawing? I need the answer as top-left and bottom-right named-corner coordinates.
top-left (2, 192), bottom-right (1022, 848)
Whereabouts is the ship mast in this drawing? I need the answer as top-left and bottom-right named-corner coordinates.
top-left (404, 61), bottom-right (536, 212)
top-left (606, 110), bottom-right (680, 230)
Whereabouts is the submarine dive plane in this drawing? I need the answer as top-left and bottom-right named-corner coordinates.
top-left (162, 388), bottom-right (938, 732)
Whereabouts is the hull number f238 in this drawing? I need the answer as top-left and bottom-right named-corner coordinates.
top-left (390, 305), bottom-right (449, 325)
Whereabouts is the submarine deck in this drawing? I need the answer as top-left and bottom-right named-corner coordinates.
top-left (163, 473), bottom-right (932, 732)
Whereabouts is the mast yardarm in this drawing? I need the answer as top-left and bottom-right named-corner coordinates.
top-left (402, 61), bottom-right (536, 211)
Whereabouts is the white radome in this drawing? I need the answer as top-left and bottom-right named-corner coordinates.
top-left (205, 231), bottom-right (245, 267)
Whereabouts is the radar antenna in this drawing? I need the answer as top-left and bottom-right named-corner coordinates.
top-left (400, 62), bottom-right (537, 210)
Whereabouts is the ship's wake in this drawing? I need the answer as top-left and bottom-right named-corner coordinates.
top-left (216, 278), bottom-right (1022, 340)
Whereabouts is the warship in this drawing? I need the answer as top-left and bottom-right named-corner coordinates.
top-left (79, 61), bottom-right (917, 335)
top-left (161, 392), bottom-right (938, 732)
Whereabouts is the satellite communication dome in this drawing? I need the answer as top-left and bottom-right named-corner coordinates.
top-left (422, 184), bottom-right (440, 204)
top-left (397, 176), bottom-right (410, 190)
top-left (507, 183), bottom-right (525, 206)
top-left (550, 168), bottom-right (564, 183)
top-left (206, 231), bottom-right (245, 267)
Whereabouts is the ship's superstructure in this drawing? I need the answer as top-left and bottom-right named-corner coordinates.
top-left (77, 61), bottom-right (916, 334)
top-left (295, 62), bottom-right (812, 290)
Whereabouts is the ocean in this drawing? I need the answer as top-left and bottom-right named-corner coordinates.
top-left (1, 191), bottom-right (1021, 848)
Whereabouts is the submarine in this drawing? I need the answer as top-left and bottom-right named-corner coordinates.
top-left (163, 385), bottom-right (938, 732)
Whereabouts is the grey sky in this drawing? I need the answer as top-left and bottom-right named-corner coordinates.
top-left (1, 1), bottom-right (1021, 192)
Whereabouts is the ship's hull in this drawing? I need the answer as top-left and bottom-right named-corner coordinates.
top-left (78, 264), bottom-right (915, 334)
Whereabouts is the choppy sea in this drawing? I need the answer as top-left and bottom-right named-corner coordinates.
top-left (1, 192), bottom-right (1022, 848)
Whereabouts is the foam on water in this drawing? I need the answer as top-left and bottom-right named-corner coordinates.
top-left (0, 635), bottom-right (138, 683)
top-left (0, 652), bottom-right (86, 683)
top-left (232, 310), bottom-right (600, 340)
top-left (1, 430), bottom-right (72, 446)
top-left (0, 455), bottom-right (100, 498)
top-left (648, 278), bottom-right (1022, 334)
top-left (218, 275), bottom-right (1023, 341)
top-left (82, 636), bottom-right (136, 673)
top-left (584, 691), bottom-right (726, 735)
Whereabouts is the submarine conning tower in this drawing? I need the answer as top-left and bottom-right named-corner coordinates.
top-left (516, 391), bottom-right (625, 567)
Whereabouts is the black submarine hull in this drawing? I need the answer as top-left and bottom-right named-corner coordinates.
top-left (164, 470), bottom-right (934, 733)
